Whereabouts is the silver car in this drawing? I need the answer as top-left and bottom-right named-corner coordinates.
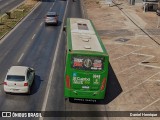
top-left (45, 12), bottom-right (58, 25)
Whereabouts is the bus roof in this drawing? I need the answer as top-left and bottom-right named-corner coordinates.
top-left (67, 18), bottom-right (107, 54)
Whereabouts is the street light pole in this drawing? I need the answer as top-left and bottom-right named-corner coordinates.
top-left (128, 0), bottom-right (135, 5)
top-left (157, 1), bottom-right (160, 28)
top-left (131, 0), bottom-right (135, 5)
top-left (0, 9), bottom-right (2, 24)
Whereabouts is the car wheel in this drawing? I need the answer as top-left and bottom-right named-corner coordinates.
top-left (34, 73), bottom-right (35, 80)
top-left (32, 73), bottom-right (35, 83)
top-left (69, 98), bottom-right (75, 102)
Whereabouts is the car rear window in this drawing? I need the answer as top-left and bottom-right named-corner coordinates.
top-left (47, 15), bottom-right (56, 17)
top-left (7, 75), bottom-right (25, 81)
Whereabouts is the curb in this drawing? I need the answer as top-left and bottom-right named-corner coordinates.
top-left (0, 1), bottom-right (41, 41)
top-left (9, 0), bottom-right (26, 13)
top-left (80, 0), bottom-right (88, 19)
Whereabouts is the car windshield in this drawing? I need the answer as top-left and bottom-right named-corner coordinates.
top-left (7, 75), bottom-right (25, 81)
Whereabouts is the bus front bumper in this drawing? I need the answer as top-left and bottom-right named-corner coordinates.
top-left (65, 88), bottom-right (106, 99)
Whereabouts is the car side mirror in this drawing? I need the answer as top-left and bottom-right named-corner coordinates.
top-left (29, 68), bottom-right (35, 72)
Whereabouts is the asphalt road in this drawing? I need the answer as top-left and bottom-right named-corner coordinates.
top-left (0, 0), bottom-right (24, 15)
top-left (0, 0), bottom-right (67, 119)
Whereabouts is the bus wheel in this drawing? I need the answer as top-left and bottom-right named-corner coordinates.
top-left (69, 98), bottom-right (75, 102)
top-left (65, 98), bottom-right (68, 101)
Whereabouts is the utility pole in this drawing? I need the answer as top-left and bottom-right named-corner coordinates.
top-left (157, 0), bottom-right (160, 28)
top-left (0, 9), bottom-right (2, 24)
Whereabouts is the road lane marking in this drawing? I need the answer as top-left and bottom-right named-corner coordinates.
top-left (0, 2), bottom-right (9, 11)
top-left (18, 53), bottom-right (24, 63)
top-left (115, 42), bottom-right (149, 48)
top-left (132, 53), bottom-right (160, 69)
top-left (4, 50), bottom-right (9, 57)
top-left (121, 72), bottom-right (160, 95)
top-left (50, 2), bottom-right (55, 11)
top-left (117, 64), bottom-right (137, 74)
top-left (40, 22), bottom-right (43, 26)
top-left (39, 0), bottom-right (68, 119)
top-left (139, 64), bottom-right (160, 69)
top-left (140, 98), bottom-right (160, 111)
top-left (32, 34), bottom-right (36, 39)
top-left (112, 48), bottom-right (143, 61)
top-left (117, 51), bottom-right (158, 74)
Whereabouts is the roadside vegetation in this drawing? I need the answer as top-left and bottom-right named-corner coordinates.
top-left (0, 0), bottom-right (38, 39)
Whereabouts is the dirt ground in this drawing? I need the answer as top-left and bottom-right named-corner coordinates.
top-left (83, 0), bottom-right (160, 119)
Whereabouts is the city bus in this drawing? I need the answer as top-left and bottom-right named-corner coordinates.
top-left (64, 18), bottom-right (109, 100)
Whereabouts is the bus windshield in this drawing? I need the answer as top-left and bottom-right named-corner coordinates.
top-left (71, 55), bottom-right (104, 71)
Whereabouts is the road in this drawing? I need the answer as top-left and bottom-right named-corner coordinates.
top-left (0, 0), bottom-right (67, 119)
top-left (0, 0), bottom-right (115, 120)
top-left (0, 0), bottom-right (25, 15)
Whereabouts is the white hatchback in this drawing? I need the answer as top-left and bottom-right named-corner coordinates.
top-left (4, 66), bottom-right (35, 94)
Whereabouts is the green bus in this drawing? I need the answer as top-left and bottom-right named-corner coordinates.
top-left (64, 18), bottom-right (109, 100)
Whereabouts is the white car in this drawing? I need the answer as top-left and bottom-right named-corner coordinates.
top-left (4, 66), bottom-right (35, 94)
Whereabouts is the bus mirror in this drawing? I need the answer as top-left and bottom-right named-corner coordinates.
top-left (63, 26), bottom-right (66, 32)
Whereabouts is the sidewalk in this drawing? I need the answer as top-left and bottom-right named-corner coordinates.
top-left (83, 0), bottom-right (160, 118)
